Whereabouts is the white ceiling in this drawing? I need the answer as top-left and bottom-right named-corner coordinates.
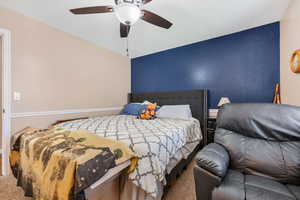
top-left (0, 0), bottom-right (291, 58)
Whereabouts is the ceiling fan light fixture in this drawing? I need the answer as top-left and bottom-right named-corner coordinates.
top-left (115, 3), bottom-right (141, 25)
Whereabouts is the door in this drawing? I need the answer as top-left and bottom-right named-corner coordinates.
top-left (0, 29), bottom-right (11, 177)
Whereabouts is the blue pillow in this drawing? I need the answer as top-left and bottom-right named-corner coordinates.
top-left (121, 104), bottom-right (147, 116)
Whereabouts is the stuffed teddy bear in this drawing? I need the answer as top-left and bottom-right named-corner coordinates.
top-left (138, 103), bottom-right (158, 120)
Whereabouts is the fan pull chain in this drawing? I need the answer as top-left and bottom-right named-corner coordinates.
top-left (126, 26), bottom-right (130, 57)
top-left (126, 36), bottom-right (129, 57)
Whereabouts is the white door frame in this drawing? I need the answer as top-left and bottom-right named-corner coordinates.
top-left (0, 28), bottom-right (12, 176)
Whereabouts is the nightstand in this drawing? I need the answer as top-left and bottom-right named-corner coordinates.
top-left (207, 118), bottom-right (217, 144)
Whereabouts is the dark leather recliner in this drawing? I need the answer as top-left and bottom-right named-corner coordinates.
top-left (194, 103), bottom-right (300, 200)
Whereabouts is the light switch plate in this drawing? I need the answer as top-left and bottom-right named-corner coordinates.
top-left (14, 92), bottom-right (21, 101)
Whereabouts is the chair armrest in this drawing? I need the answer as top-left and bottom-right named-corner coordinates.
top-left (194, 166), bottom-right (221, 200)
top-left (195, 143), bottom-right (229, 178)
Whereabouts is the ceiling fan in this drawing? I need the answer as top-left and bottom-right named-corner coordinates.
top-left (70, 0), bottom-right (173, 38)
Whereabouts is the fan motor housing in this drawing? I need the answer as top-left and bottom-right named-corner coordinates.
top-left (115, 0), bottom-right (143, 7)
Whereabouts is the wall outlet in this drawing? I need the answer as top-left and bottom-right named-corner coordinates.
top-left (14, 92), bottom-right (21, 101)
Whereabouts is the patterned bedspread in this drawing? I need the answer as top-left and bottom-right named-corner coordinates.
top-left (59, 115), bottom-right (202, 198)
top-left (10, 127), bottom-right (137, 200)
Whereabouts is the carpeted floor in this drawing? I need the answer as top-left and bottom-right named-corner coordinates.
top-left (164, 161), bottom-right (196, 200)
top-left (0, 161), bottom-right (196, 200)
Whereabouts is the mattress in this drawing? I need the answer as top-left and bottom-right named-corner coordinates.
top-left (87, 141), bottom-right (198, 193)
top-left (58, 115), bottom-right (202, 198)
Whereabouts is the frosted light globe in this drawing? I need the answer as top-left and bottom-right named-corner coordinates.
top-left (115, 3), bottom-right (141, 25)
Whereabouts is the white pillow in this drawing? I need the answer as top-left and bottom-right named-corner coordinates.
top-left (156, 105), bottom-right (192, 120)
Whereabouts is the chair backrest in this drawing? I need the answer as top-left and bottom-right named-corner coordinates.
top-left (215, 103), bottom-right (300, 185)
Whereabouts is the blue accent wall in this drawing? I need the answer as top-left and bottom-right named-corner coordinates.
top-left (131, 22), bottom-right (280, 108)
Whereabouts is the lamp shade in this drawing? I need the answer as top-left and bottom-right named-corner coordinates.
top-left (218, 97), bottom-right (231, 107)
top-left (115, 3), bottom-right (141, 25)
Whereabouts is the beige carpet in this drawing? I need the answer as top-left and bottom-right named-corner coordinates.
top-left (0, 161), bottom-right (196, 200)
top-left (164, 161), bottom-right (196, 200)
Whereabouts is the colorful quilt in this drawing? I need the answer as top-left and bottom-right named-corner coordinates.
top-left (10, 127), bottom-right (137, 200)
top-left (59, 115), bottom-right (202, 198)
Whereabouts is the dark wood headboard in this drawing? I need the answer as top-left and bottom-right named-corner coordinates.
top-left (128, 90), bottom-right (208, 144)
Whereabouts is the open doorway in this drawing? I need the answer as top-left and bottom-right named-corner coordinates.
top-left (0, 29), bottom-right (11, 176)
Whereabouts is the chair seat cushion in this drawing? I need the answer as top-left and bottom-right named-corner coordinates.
top-left (212, 171), bottom-right (300, 200)
top-left (245, 175), bottom-right (295, 200)
top-left (287, 185), bottom-right (300, 200)
top-left (212, 170), bottom-right (245, 200)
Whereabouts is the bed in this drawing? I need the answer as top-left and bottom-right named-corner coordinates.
top-left (58, 90), bottom-right (208, 200)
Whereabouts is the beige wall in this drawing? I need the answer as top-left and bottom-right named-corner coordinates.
top-left (12, 110), bottom-right (120, 133)
top-left (0, 7), bottom-right (130, 133)
top-left (280, 0), bottom-right (300, 106)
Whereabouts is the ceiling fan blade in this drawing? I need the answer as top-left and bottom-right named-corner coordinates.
top-left (143, 0), bottom-right (152, 4)
top-left (120, 23), bottom-right (130, 38)
top-left (141, 10), bottom-right (172, 29)
top-left (70, 6), bottom-right (113, 14)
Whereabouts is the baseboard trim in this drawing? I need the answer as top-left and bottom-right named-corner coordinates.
top-left (12, 107), bottom-right (123, 119)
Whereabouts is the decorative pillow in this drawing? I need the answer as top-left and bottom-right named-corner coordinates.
top-left (138, 103), bottom-right (158, 120)
top-left (156, 105), bottom-right (192, 120)
top-left (121, 104), bottom-right (147, 116)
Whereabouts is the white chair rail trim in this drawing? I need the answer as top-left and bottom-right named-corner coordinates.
top-left (12, 107), bottom-right (123, 118)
